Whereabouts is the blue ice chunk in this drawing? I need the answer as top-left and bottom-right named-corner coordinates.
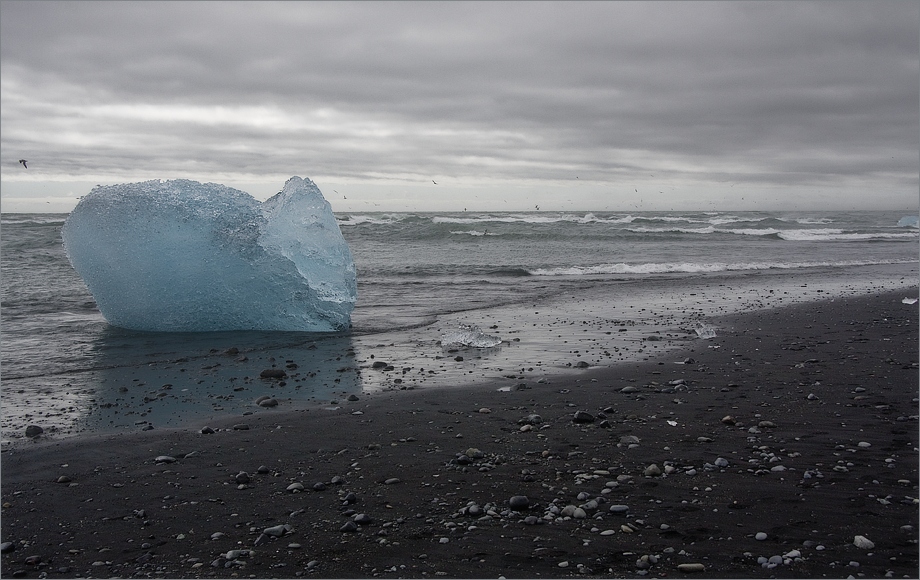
top-left (62, 177), bottom-right (356, 332)
top-left (897, 215), bottom-right (919, 228)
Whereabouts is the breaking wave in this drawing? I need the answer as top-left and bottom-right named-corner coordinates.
top-left (529, 258), bottom-right (917, 276)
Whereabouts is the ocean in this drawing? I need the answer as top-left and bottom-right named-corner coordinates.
top-left (2, 210), bottom-right (917, 445)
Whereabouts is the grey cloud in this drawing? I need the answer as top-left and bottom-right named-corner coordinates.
top-left (1, 1), bottom-right (917, 206)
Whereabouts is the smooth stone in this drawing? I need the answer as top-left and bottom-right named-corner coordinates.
top-left (572, 410), bottom-right (595, 423)
top-left (353, 513), bottom-right (373, 525)
top-left (286, 482), bottom-right (305, 492)
top-left (56, 476), bottom-right (72, 484)
top-left (200, 426), bottom-right (215, 434)
top-left (609, 505), bottom-right (629, 514)
top-left (339, 521), bottom-right (358, 532)
top-left (518, 414), bottom-right (542, 425)
top-left (263, 524), bottom-right (292, 537)
top-left (853, 535), bottom-right (875, 549)
top-left (509, 496), bottom-right (530, 510)
top-left (235, 472), bottom-right (250, 484)
top-left (755, 532), bottom-right (768, 541)
top-left (620, 386), bottom-right (639, 393)
top-left (643, 464), bottom-right (662, 477)
top-left (25, 425), bottom-right (43, 437)
top-left (154, 455), bottom-right (177, 463)
top-left (384, 478), bottom-right (400, 485)
top-left (257, 397), bottom-right (279, 407)
top-left (677, 563), bottom-right (706, 573)
top-left (232, 424), bottom-right (250, 430)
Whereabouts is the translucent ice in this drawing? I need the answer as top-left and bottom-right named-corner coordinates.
top-left (693, 323), bottom-right (717, 339)
top-left (441, 324), bottom-right (503, 348)
top-left (62, 177), bottom-right (356, 332)
top-left (897, 215), bottom-right (919, 228)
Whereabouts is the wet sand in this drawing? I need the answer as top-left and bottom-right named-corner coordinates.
top-left (1, 290), bottom-right (917, 578)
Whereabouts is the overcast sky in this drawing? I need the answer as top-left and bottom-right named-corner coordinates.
top-left (2, 1), bottom-right (917, 213)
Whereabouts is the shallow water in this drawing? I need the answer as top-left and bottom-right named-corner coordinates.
top-left (2, 210), bottom-right (917, 444)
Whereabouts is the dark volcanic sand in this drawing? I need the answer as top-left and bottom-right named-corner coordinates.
top-left (2, 290), bottom-right (918, 579)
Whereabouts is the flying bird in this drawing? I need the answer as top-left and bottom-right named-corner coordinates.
top-left (432, 180), bottom-right (437, 185)
top-left (19, 159), bottom-right (28, 168)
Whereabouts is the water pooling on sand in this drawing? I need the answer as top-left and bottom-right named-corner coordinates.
top-left (2, 211), bottom-right (917, 444)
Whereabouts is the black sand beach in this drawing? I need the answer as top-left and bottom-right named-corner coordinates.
top-left (2, 290), bottom-right (917, 579)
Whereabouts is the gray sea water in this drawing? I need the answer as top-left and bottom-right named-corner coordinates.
top-left (2, 210), bottom-right (917, 444)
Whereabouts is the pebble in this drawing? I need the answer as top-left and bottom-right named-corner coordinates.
top-left (25, 425), bottom-right (43, 437)
top-left (232, 424), bottom-right (250, 430)
top-left (353, 513), bottom-right (373, 525)
top-left (257, 397), bottom-right (279, 408)
top-left (287, 482), bottom-right (305, 492)
top-left (55, 475), bottom-right (72, 483)
top-left (235, 472), bottom-right (250, 484)
top-left (264, 524), bottom-right (293, 537)
top-left (677, 563), bottom-right (706, 573)
top-left (643, 464), bottom-right (662, 477)
top-left (721, 415), bottom-right (736, 425)
top-left (340, 521), bottom-right (358, 532)
top-left (572, 410), bottom-right (595, 423)
top-left (509, 496), bottom-right (530, 510)
top-left (853, 535), bottom-right (875, 549)
top-left (384, 477), bottom-right (400, 485)
top-left (620, 386), bottom-right (639, 393)
top-left (200, 426), bottom-right (215, 434)
top-left (608, 505), bottom-right (629, 514)
top-left (755, 532), bottom-right (768, 541)
top-left (0, 542), bottom-right (14, 554)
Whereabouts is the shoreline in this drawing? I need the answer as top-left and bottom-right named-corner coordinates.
top-left (1, 289), bottom-right (917, 578)
top-left (3, 264), bottom-right (917, 448)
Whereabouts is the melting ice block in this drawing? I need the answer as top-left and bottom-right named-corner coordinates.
top-left (441, 324), bottom-right (503, 348)
top-left (62, 177), bottom-right (356, 332)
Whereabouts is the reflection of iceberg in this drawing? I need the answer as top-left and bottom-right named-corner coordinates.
top-left (897, 215), bottom-right (919, 228)
top-left (62, 177), bottom-right (356, 332)
top-left (441, 324), bottom-right (503, 348)
top-left (694, 323), bottom-right (717, 339)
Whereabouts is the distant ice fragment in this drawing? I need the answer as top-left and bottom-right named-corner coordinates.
top-left (694, 323), bottom-right (717, 339)
top-left (897, 215), bottom-right (919, 228)
top-left (902, 297), bottom-right (918, 305)
top-left (62, 177), bottom-right (356, 332)
top-left (441, 324), bottom-right (502, 348)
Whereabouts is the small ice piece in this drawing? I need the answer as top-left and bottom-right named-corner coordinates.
top-left (441, 324), bottom-right (502, 348)
top-left (694, 323), bottom-right (717, 339)
top-left (896, 215), bottom-right (919, 228)
top-left (62, 177), bottom-right (356, 331)
top-left (902, 297), bottom-right (918, 305)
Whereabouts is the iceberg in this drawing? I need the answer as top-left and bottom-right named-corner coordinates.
top-left (62, 177), bottom-right (356, 332)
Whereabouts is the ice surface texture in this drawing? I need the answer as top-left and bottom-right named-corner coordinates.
top-left (441, 324), bottom-right (503, 348)
top-left (62, 177), bottom-right (356, 332)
